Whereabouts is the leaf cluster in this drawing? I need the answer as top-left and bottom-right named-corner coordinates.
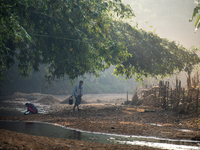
top-left (190, 1), bottom-right (200, 32)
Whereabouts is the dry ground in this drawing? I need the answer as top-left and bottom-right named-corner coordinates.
top-left (0, 93), bottom-right (200, 149)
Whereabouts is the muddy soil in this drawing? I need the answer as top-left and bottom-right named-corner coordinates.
top-left (0, 93), bottom-right (200, 150)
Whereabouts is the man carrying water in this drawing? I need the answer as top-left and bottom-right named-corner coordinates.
top-left (72, 80), bottom-right (83, 111)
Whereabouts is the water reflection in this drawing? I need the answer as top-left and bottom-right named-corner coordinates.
top-left (0, 109), bottom-right (22, 116)
top-left (70, 130), bottom-right (81, 140)
top-left (0, 121), bottom-right (199, 150)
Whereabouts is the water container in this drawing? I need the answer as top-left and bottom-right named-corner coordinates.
top-left (69, 97), bottom-right (73, 105)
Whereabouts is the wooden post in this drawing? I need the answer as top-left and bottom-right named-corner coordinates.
top-left (166, 84), bottom-right (168, 107)
top-left (177, 80), bottom-right (181, 108)
top-left (187, 74), bottom-right (191, 89)
top-left (196, 89), bottom-right (199, 113)
top-left (127, 91), bottom-right (128, 102)
top-left (194, 77), bottom-right (196, 88)
top-left (163, 85), bottom-right (166, 110)
top-left (155, 87), bottom-right (157, 106)
top-left (167, 81), bottom-right (169, 107)
top-left (164, 81), bottom-right (169, 108)
top-left (174, 78), bottom-right (178, 107)
top-left (182, 88), bottom-right (185, 104)
top-left (170, 88), bottom-right (173, 109)
top-left (159, 81), bottom-right (162, 105)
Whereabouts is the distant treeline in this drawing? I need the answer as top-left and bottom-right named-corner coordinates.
top-left (0, 64), bottom-right (136, 95)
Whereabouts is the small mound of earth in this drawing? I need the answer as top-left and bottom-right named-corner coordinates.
top-left (36, 95), bottom-right (60, 105)
top-left (60, 97), bottom-right (88, 104)
top-left (13, 98), bottom-right (28, 101)
top-left (12, 92), bottom-right (29, 99)
top-left (12, 92), bottom-right (46, 101)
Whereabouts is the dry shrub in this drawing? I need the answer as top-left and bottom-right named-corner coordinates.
top-left (142, 94), bottom-right (156, 107)
top-left (131, 92), bottom-right (139, 105)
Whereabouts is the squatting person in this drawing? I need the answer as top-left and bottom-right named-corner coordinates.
top-left (24, 103), bottom-right (38, 115)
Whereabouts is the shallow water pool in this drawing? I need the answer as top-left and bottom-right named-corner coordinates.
top-left (0, 121), bottom-right (200, 150)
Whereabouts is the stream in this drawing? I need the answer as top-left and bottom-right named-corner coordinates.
top-left (0, 121), bottom-right (199, 150)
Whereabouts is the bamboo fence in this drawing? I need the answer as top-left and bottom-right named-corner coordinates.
top-left (139, 72), bottom-right (200, 114)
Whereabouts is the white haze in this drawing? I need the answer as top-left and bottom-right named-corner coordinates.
top-left (122, 0), bottom-right (200, 49)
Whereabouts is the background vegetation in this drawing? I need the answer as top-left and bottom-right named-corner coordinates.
top-left (0, 64), bottom-right (136, 95)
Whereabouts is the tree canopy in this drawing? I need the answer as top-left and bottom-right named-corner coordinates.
top-left (1, 0), bottom-right (134, 80)
top-left (1, 0), bottom-right (200, 82)
top-left (111, 21), bottom-right (200, 80)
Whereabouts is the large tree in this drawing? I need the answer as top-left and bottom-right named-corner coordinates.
top-left (1, 0), bottom-right (199, 82)
top-left (1, 0), bottom-right (133, 80)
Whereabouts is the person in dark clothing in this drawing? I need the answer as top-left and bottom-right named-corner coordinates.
top-left (24, 103), bottom-right (38, 115)
top-left (72, 80), bottom-right (83, 111)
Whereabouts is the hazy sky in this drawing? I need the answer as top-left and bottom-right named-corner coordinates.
top-left (122, 0), bottom-right (200, 49)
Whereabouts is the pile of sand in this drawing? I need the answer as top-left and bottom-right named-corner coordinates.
top-left (12, 92), bottom-right (29, 99)
top-left (36, 95), bottom-right (60, 105)
top-left (12, 92), bottom-right (46, 101)
top-left (60, 96), bottom-right (88, 104)
top-left (13, 98), bottom-right (27, 101)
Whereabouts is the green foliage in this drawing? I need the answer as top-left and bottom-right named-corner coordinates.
top-left (1, 0), bottom-right (134, 81)
top-left (111, 22), bottom-right (200, 80)
top-left (190, 1), bottom-right (200, 32)
top-left (1, 0), bottom-right (199, 84)
top-left (0, 64), bottom-right (136, 95)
